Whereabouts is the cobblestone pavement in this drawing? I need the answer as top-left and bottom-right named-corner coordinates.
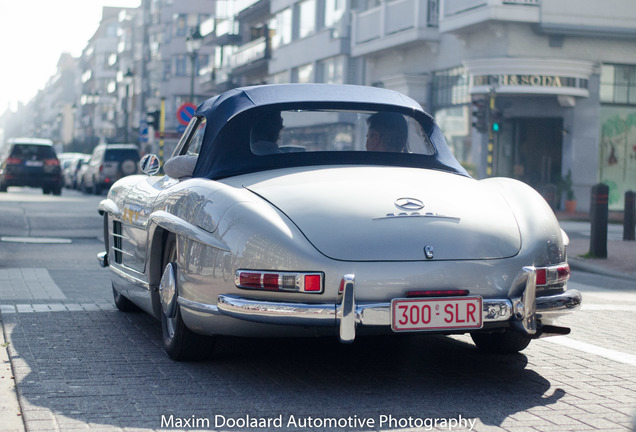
top-left (0, 268), bottom-right (635, 432)
top-left (1, 196), bottom-right (635, 432)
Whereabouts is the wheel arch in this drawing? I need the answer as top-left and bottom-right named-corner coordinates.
top-left (146, 222), bottom-right (172, 319)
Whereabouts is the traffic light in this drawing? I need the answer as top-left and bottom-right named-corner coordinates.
top-left (471, 100), bottom-right (488, 132)
top-left (490, 108), bottom-right (503, 133)
top-left (147, 110), bottom-right (160, 129)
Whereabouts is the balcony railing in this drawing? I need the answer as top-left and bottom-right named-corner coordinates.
top-left (353, 0), bottom-right (437, 45)
top-left (444, 0), bottom-right (539, 17)
top-left (235, 0), bottom-right (260, 13)
top-left (230, 37), bottom-right (268, 69)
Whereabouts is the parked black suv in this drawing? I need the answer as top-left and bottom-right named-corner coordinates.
top-left (81, 143), bottom-right (141, 194)
top-left (0, 138), bottom-right (63, 195)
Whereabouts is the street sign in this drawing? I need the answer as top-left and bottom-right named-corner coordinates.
top-left (177, 103), bottom-right (197, 126)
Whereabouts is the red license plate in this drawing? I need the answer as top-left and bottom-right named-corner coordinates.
top-left (391, 297), bottom-right (483, 331)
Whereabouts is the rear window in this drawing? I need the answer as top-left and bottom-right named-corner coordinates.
top-left (104, 149), bottom-right (140, 162)
top-left (249, 109), bottom-right (435, 156)
top-left (11, 144), bottom-right (57, 159)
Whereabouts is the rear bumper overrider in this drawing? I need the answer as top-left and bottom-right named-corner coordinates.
top-left (184, 266), bottom-right (582, 343)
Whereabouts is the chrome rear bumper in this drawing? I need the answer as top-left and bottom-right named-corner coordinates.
top-left (210, 268), bottom-right (581, 343)
top-left (215, 289), bottom-right (581, 339)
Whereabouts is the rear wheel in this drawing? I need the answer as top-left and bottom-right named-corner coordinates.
top-left (471, 329), bottom-right (531, 354)
top-left (160, 234), bottom-right (215, 361)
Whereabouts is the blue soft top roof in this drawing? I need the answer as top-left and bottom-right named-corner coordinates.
top-left (192, 84), bottom-right (468, 179)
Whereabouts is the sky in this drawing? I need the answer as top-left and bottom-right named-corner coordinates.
top-left (0, 0), bottom-right (141, 114)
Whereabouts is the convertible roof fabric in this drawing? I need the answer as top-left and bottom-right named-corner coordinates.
top-left (192, 84), bottom-right (468, 179)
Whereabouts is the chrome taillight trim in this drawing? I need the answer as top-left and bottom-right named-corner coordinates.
top-left (234, 270), bottom-right (324, 293)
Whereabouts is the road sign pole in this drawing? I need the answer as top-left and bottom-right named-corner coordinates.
top-left (159, 98), bottom-right (165, 167)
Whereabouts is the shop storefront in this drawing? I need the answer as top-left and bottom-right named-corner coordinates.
top-left (434, 58), bottom-right (601, 211)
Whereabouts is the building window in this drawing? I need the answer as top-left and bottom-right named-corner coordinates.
top-left (271, 8), bottom-right (292, 49)
top-left (175, 14), bottom-right (188, 37)
top-left (196, 54), bottom-right (209, 74)
top-left (162, 60), bottom-right (171, 81)
top-left (317, 56), bottom-right (344, 84)
top-left (175, 55), bottom-right (187, 77)
top-left (293, 63), bottom-right (314, 83)
top-left (324, 0), bottom-right (345, 27)
top-left (297, 0), bottom-right (316, 39)
top-left (270, 71), bottom-right (289, 84)
top-left (601, 64), bottom-right (636, 105)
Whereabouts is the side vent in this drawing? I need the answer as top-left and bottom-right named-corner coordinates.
top-left (112, 221), bottom-right (123, 264)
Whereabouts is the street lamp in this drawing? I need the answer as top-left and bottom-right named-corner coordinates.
top-left (123, 68), bottom-right (134, 143)
top-left (185, 27), bottom-right (203, 104)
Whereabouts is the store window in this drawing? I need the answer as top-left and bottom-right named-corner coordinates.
top-left (601, 64), bottom-right (636, 105)
top-left (432, 67), bottom-right (472, 172)
top-left (432, 66), bottom-right (470, 107)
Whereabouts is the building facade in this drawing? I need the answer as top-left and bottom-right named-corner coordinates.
top-left (2, 0), bottom-right (635, 211)
top-left (351, 0), bottom-right (636, 211)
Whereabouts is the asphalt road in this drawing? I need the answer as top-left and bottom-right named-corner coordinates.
top-left (0, 186), bottom-right (635, 432)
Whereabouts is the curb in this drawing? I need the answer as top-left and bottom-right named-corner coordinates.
top-left (0, 317), bottom-right (25, 432)
top-left (568, 257), bottom-right (636, 282)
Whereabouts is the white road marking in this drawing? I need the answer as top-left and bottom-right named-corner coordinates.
top-left (544, 337), bottom-right (636, 367)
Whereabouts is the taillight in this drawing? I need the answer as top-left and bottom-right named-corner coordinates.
top-left (44, 159), bottom-right (59, 166)
top-left (235, 270), bottom-right (323, 293)
top-left (6, 157), bottom-right (21, 165)
top-left (535, 264), bottom-right (570, 286)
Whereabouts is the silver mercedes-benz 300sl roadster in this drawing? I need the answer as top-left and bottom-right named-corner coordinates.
top-left (97, 84), bottom-right (581, 360)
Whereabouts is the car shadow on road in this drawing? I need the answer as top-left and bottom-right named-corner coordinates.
top-left (5, 309), bottom-right (564, 430)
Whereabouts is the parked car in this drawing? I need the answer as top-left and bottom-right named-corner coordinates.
top-left (82, 143), bottom-right (140, 194)
top-left (97, 84), bottom-right (581, 361)
top-left (63, 154), bottom-right (90, 189)
top-left (0, 137), bottom-right (63, 194)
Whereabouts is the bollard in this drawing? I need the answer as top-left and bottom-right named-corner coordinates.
top-left (625, 191), bottom-right (635, 241)
top-left (589, 183), bottom-right (609, 258)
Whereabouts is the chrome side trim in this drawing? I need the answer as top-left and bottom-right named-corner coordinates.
top-left (109, 264), bottom-right (150, 290)
top-left (149, 210), bottom-right (230, 251)
top-left (179, 296), bottom-right (222, 315)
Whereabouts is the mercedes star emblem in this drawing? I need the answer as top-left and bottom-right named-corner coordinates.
top-left (394, 197), bottom-right (425, 211)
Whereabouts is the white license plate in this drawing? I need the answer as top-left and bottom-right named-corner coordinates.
top-left (25, 160), bottom-right (43, 167)
top-left (391, 297), bottom-right (483, 331)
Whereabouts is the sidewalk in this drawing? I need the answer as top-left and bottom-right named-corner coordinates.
top-left (557, 211), bottom-right (636, 281)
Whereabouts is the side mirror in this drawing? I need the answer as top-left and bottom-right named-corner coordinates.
top-left (140, 154), bottom-right (161, 176)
